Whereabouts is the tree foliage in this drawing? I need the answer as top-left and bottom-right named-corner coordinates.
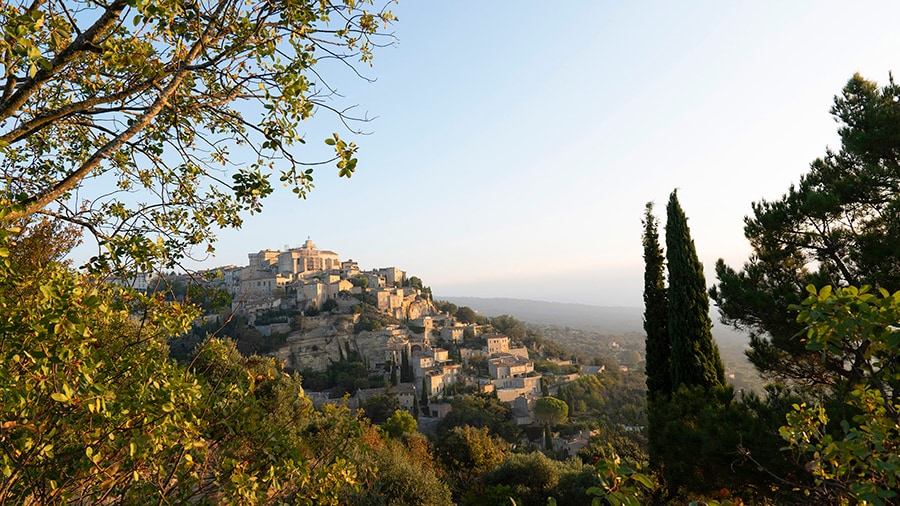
top-left (490, 314), bottom-right (526, 341)
top-left (780, 285), bottom-right (900, 505)
top-left (349, 437), bottom-right (453, 506)
top-left (711, 73), bottom-right (900, 388)
top-left (436, 425), bottom-right (509, 494)
top-left (534, 396), bottom-right (569, 427)
top-left (474, 453), bottom-right (603, 506)
top-left (642, 201), bottom-right (670, 403)
top-left (0, 219), bottom-right (369, 503)
top-left (0, 0), bottom-right (395, 271)
top-left (649, 384), bottom-right (801, 501)
top-left (0, 248), bottom-right (200, 503)
top-left (454, 306), bottom-right (478, 324)
top-left (587, 448), bottom-right (656, 506)
top-left (434, 299), bottom-right (458, 316)
top-left (665, 190), bottom-right (725, 391)
top-left (6, 216), bottom-right (81, 270)
top-left (437, 394), bottom-right (518, 443)
top-left (363, 392), bottom-right (400, 424)
top-left (556, 372), bottom-right (647, 428)
top-left (382, 409), bottom-right (417, 439)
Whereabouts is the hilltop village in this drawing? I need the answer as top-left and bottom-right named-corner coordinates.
top-left (152, 239), bottom-right (615, 451)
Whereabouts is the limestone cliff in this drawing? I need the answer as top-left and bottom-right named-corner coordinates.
top-left (272, 297), bottom-right (436, 372)
top-left (273, 314), bottom-right (357, 372)
top-left (406, 297), bottom-right (436, 320)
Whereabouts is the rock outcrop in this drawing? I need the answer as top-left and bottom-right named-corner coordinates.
top-left (274, 314), bottom-right (357, 372)
top-left (271, 297), bottom-right (436, 372)
top-left (405, 297), bottom-right (436, 320)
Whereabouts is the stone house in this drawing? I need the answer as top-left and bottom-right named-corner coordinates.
top-left (374, 267), bottom-right (405, 287)
top-left (299, 281), bottom-right (327, 308)
top-left (581, 365), bottom-right (605, 375)
top-left (426, 402), bottom-right (452, 419)
top-left (248, 249), bottom-right (280, 269)
top-left (510, 396), bottom-right (533, 425)
top-left (488, 353), bottom-right (534, 380)
top-left (409, 316), bottom-right (434, 337)
top-left (355, 384), bottom-right (418, 414)
top-left (413, 354), bottom-right (434, 378)
top-left (493, 375), bottom-right (542, 403)
top-left (395, 382), bottom-right (418, 413)
top-left (485, 334), bottom-right (510, 355)
top-left (441, 325), bottom-right (465, 343)
top-left (327, 278), bottom-right (353, 298)
top-left (421, 363), bottom-right (462, 397)
top-left (374, 287), bottom-right (405, 317)
top-left (239, 269), bottom-right (289, 297)
top-left (552, 430), bottom-right (600, 457)
top-left (365, 273), bottom-right (386, 289)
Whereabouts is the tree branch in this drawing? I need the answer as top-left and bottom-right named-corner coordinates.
top-left (0, 80), bottom-right (156, 145)
top-left (0, 0), bottom-right (129, 122)
top-left (8, 2), bottom-right (227, 220)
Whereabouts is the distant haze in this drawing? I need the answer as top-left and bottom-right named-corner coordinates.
top-left (440, 296), bottom-right (750, 346)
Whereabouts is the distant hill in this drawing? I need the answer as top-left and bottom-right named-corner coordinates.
top-left (439, 296), bottom-right (749, 346)
top-left (439, 297), bottom-right (643, 335)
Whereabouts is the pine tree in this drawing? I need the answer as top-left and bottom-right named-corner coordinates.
top-left (665, 190), bottom-right (725, 391)
top-left (643, 202), bottom-right (671, 400)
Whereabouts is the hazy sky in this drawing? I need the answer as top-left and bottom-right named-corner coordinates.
top-left (105, 2), bottom-right (900, 306)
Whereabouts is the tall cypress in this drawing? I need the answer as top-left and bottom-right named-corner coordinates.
top-left (400, 348), bottom-right (413, 383)
top-left (643, 202), bottom-right (671, 400)
top-left (665, 190), bottom-right (725, 391)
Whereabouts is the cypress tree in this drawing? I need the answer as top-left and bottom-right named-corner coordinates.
top-left (421, 377), bottom-right (429, 410)
top-left (665, 190), bottom-right (725, 391)
top-left (400, 348), bottom-right (413, 383)
top-left (643, 202), bottom-right (671, 400)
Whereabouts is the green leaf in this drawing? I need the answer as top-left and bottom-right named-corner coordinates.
top-left (631, 472), bottom-right (654, 489)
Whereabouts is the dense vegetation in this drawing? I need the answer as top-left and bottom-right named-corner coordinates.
top-left (632, 74), bottom-right (900, 505)
top-left (0, 0), bottom-right (896, 500)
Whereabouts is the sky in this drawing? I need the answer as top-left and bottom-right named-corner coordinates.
top-left (81, 2), bottom-right (900, 307)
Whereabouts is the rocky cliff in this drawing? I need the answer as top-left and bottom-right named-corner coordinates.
top-left (273, 297), bottom-right (437, 372)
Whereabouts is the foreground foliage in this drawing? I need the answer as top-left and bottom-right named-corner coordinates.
top-left (0, 218), bottom-right (385, 504)
top-left (780, 285), bottom-right (900, 505)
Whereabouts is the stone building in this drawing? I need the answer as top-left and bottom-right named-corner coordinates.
top-left (488, 353), bottom-right (534, 379)
top-left (277, 239), bottom-right (340, 278)
top-left (374, 267), bottom-right (405, 287)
